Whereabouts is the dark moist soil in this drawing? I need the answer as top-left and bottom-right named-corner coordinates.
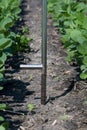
top-left (0, 0), bottom-right (87, 130)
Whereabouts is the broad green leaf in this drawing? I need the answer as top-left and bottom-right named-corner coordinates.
top-left (76, 12), bottom-right (85, 25)
top-left (83, 56), bottom-right (87, 66)
top-left (82, 17), bottom-right (87, 30)
top-left (0, 73), bottom-right (4, 79)
top-left (0, 103), bottom-right (7, 110)
top-left (80, 72), bottom-right (87, 79)
top-left (0, 53), bottom-right (6, 71)
top-left (0, 66), bottom-right (5, 73)
top-left (70, 29), bottom-right (85, 44)
top-left (53, 22), bottom-right (59, 27)
top-left (0, 17), bottom-right (13, 31)
top-left (0, 116), bottom-right (4, 121)
top-left (61, 34), bottom-right (70, 44)
top-left (0, 125), bottom-right (5, 130)
top-left (67, 5), bottom-right (71, 14)
top-left (0, 52), bottom-right (7, 65)
top-left (0, 86), bottom-right (3, 90)
top-left (0, 60), bottom-right (4, 68)
top-left (76, 3), bottom-right (87, 12)
top-left (0, 34), bottom-right (4, 39)
top-left (64, 21), bottom-right (75, 28)
top-left (66, 50), bottom-right (76, 62)
top-left (77, 42), bottom-right (87, 55)
top-left (0, 38), bottom-right (12, 50)
top-left (12, 8), bottom-right (21, 16)
top-left (82, 30), bottom-right (87, 39)
top-left (0, 0), bottom-right (10, 9)
top-left (80, 65), bottom-right (86, 71)
top-left (1, 122), bottom-right (9, 130)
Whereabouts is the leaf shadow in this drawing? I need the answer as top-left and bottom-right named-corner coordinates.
top-left (0, 79), bottom-right (34, 130)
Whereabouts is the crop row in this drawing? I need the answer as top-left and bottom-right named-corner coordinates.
top-left (0, 0), bottom-right (22, 84)
top-left (48, 0), bottom-right (87, 79)
top-left (0, 0), bottom-right (31, 129)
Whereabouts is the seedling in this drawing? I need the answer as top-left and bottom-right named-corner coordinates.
top-left (59, 114), bottom-right (69, 121)
top-left (54, 76), bottom-right (60, 81)
top-left (29, 75), bottom-right (33, 81)
top-left (27, 104), bottom-right (36, 112)
top-left (83, 97), bottom-right (87, 105)
top-left (22, 26), bottom-right (30, 34)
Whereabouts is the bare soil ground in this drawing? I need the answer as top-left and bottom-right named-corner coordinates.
top-left (0, 0), bottom-right (87, 130)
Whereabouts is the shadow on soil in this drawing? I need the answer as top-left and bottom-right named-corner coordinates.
top-left (5, 54), bottom-right (31, 74)
top-left (0, 79), bottom-right (34, 130)
top-left (0, 79), bottom-right (34, 102)
top-left (47, 80), bottom-right (74, 103)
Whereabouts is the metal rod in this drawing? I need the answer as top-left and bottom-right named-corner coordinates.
top-left (20, 64), bottom-right (43, 69)
top-left (20, 0), bottom-right (47, 105)
top-left (41, 0), bottom-right (47, 105)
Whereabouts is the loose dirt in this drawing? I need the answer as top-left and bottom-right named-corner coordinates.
top-left (0, 0), bottom-right (87, 130)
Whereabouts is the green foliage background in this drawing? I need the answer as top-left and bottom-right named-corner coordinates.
top-left (0, 0), bottom-right (21, 82)
top-left (48, 0), bottom-right (87, 79)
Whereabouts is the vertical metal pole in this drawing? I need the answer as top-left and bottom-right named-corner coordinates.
top-left (41, 0), bottom-right (47, 105)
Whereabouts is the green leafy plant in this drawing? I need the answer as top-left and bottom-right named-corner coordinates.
top-left (0, 103), bottom-right (9, 130)
top-left (27, 104), bottom-right (36, 112)
top-left (10, 30), bottom-right (32, 53)
top-left (0, 0), bottom-right (22, 82)
top-left (48, 0), bottom-right (87, 79)
top-left (59, 114), bottom-right (69, 121)
top-left (0, 122), bottom-right (9, 130)
top-left (0, 104), bottom-right (7, 110)
top-left (0, 0), bottom-right (32, 82)
top-left (0, 0), bottom-right (32, 129)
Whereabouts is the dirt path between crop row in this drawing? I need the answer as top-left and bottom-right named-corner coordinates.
top-left (0, 0), bottom-right (87, 130)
